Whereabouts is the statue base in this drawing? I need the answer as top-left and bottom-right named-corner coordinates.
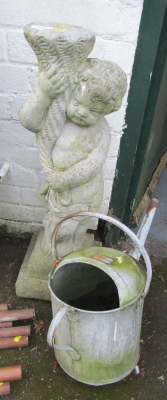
top-left (15, 228), bottom-right (96, 300)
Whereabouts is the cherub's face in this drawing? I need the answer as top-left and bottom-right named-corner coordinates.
top-left (67, 75), bottom-right (120, 127)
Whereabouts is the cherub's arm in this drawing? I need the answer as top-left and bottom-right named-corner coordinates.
top-left (19, 87), bottom-right (51, 133)
top-left (48, 125), bottom-right (110, 191)
top-left (19, 65), bottom-right (68, 133)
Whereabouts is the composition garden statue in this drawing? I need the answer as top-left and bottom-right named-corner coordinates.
top-left (19, 22), bottom-right (127, 259)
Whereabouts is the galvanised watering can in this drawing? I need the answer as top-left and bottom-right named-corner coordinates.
top-left (47, 212), bottom-right (152, 386)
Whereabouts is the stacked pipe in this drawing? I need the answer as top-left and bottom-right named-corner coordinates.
top-left (0, 365), bottom-right (22, 396)
top-left (0, 304), bottom-right (35, 396)
top-left (0, 304), bottom-right (35, 349)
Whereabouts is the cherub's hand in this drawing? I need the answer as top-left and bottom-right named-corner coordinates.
top-left (38, 65), bottom-right (68, 99)
top-left (47, 170), bottom-right (63, 191)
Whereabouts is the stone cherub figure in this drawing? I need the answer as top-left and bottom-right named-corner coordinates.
top-left (19, 22), bottom-right (127, 258)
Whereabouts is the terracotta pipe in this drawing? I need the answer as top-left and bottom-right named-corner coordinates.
top-left (0, 308), bottom-right (35, 322)
top-left (0, 325), bottom-right (31, 338)
top-left (0, 382), bottom-right (10, 396)
top-left (0, 322), bottom-right (13, 328)
top-left (0, 335), bottom-right (29, 349)
top-left (0, 365), bottom-right (22, 382)
top-left (0, 304), bottom-right (8, 311)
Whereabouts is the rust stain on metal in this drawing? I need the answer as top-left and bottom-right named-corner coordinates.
top-left (54, 258), bottom-right (63, 267)
top-left (51, 211), bottom-right (83, 243)
top-left (92, 253), bottom-right (113, 264)
top-left (146, 198), bottom-right (159, 216)
top-left (93, 253), bottom-right (108, 261)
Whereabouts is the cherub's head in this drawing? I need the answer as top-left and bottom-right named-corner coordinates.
top-left (67, 58), bottom-right (127, 127)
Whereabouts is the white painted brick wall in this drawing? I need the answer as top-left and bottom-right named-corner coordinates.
top-left (7, 31), bottom-right (37, 64)
top-left (0, 95), bottom-right (10, 119)
top-left (0, 65), bottom-right (29, 93)
top-left (1, 185), bottom-right (20, 204)
top-left (0, 1), bottom-right (24, 25)
top-left (0, 203), bottom-right (45, 224)
top-left (0, 0), bottom-right (144, 234)
top-left (91, 38), bottom-right (137, 75)
top-left (0, 31), bottom-right (5, 61)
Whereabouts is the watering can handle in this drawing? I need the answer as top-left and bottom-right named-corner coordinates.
top-left (51, 211), bottom-right (152, 298)
top-left (47, 306), bottom-right (81, 360)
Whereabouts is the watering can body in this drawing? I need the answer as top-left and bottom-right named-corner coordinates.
top-left (47, 212), bottom-right (152, 386)
top-left (48, 247), bottom-right (146, 385)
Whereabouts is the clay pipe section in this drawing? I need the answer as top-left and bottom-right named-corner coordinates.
top-left (0, 336), bottom-right (28, 349)
top-left (0, 304), bottom-right (8, 311)
top-left (0, 365), bottom-right (22, 382)
top-left (0, 308), bottom-right (35, 322)
top-left (0, 322), bottom-right (13, 328)
top-left (0, 382), bottom-right (10, 396)
top-left (0, 325), bottom-right (31, 338)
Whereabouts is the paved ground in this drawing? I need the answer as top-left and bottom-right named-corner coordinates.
top-left (0, 235), bottom-right (166, 400)
top-left (146, 166), bottom-right (167, 257)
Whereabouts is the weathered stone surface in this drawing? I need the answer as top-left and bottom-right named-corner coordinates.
top-left (15, 231), bottom-right (52, 300)
top-left (16, 22), bottom-right (127, 298)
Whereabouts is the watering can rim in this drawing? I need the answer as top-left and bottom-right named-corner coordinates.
top-left (48, 276), bottom-right (144, 313)
top-left (48, 246), bottom-right (146, 308)
top-left (50, 211), bottom-right (152, 299)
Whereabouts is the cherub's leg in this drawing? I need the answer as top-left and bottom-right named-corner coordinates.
top-left (42, 211), bottom-right (60, 255)
top-left (42, 209), bottom-right (81, 257)
top-left (72, 216), bottom-right (94, 251)
top-left (72, 202), bottom-right (102, 251)
top-left (53, 218), bottom-right (79, 258)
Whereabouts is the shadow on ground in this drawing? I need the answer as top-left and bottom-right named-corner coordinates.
top-left (0, 236), bottom-right (166, 400)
